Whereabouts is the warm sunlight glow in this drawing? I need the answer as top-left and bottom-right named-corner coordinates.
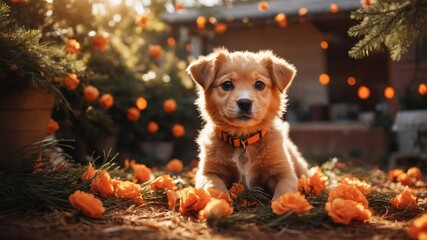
top-left (347, 76), bottom-right (356, 86)
top-left (358, 86), bottom-right (370, 100)
top-left (319, 73), bottom-right (330, 85)
top-left (384, 86), bottom-right (395, 99)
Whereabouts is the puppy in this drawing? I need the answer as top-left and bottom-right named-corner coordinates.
top-left (187, 48), bottom-right (309, 199)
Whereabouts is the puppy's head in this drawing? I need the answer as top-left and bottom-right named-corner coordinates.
top-left (187, 48), bottom-right (296, 135)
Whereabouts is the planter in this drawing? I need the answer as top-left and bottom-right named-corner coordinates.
top-left (0, 89), bottom-right (55, 156)
top-left (139, 141), bottom-right (174, 163)
top-left (392, 110), bottom-right (427, 153)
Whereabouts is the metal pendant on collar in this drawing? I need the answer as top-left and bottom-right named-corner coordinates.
top-left (239, 138), bottom-right (249, 164)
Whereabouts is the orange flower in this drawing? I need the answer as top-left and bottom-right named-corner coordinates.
top-left (81, 162), bottom-right (97, 181)
top-left (135, 14), bottom-right (149, 26)
top-left (84, 85), bottom-right (100, 102)
top-left (131, 163), bottom-right (151, 182)
top-left (172, 124), bottom-right (185, 138)
top-left (147, 121), bottom-right (159, 133)
top-left (99, 93), bottom-right (114, 110)
top-left (407, 214), bottom-right (427, 240)
top-left (127, 107), bottom-right (140, 122)
top-left (167, 190), bottom-right (178, 210)
top-left (179, 187), bottom-right (211, 216)
top-left (185, 43), bottom-right (193, 52)
top-left (298, 7), bottom-right (308, 16)
top-left (114, 180), bottom-right (143, 203)
top-left (330, 3), bottom-right (339, 13)
top-left (397, 173), bottom-right (413, 185)
top-left (93, 33), bottom-right (109, 52)
top-left (148, 44), bottom-right (162, 60)
top-left (67, 39), bottom-right (80, 54)
top-left (198, 198), bottom-right (233, 220)
top-left (258, 0), bottom-right (269, 11)
top-left (63, 73), bottom-right (80, 90)
top-left (391, 187), bottom-right (418, 209)
top-left (163, 98), bottom-right (177, 113)
top-left (150, 175), bottom-right (175, 191)
top-left (298, 167), bottom-right (328, 196)
top-left (388, 168), bottom-right (404, 180)
top-left (175, 2), bottom-right (185, 11)
top-left (339, 177), bottom-right (371, 195)
top-left (69, 190), bottom-right (105, 217)
top-left (196, 16), bottom-right (206, 29)
top-left (47, 118), bottom-right (59, 135)
top-left (214, 23), bottom-right (227, 33)
top-left (90, 170), bottom-right (115, 197)
top-left (328, 184), bottom-right (369, 208)
top-left (271, 192), bottom-right (313, 216)
top-left (208, 188), bottom-right (232, 203)
top-left (166, 159), bottom-right (183, 172)
top-left (135, 97), bottom-right (147, 110)
top-left (325, 198), bottom-right (372, 225)
top-left (274, 13), bottom-right (287, 28)
top-left (407, 167), bottom-right (422, 181)
top-left (229, 183), bottom-right (245, 200)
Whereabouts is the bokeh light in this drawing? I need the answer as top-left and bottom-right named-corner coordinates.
top-left (358, 85), bottom-right (370, 100)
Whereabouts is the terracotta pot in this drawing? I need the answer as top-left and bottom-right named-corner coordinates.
top-left (0, 89), bottom-right (55, 156)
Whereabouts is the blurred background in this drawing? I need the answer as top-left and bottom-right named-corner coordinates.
top-left (2, 0), bottom-right (426, 169)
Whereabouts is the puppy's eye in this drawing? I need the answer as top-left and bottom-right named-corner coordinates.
top-left (254, 81), bottom-right (266, 91)
top-left (221, 81), bottom-right (234, 91)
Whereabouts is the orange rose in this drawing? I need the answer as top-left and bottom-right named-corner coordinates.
top-left (258, 0), bottom-right (269, 11)
top-left (135, 97), bottom-right (147, 110)
top-left (298, 167), bottom-right (328, 196)
top-left (167, 190), bottom-right (178, 210)
top-left (397, 173), bottom-right (413, 185)
top-left (325, 198), bottom-right (372, 225)
top-left (150, 175), bottom-right (175, 191)
top-left (229, 182), bottom-right (245, 200)
top-left (131, 163), bottom-right (151, 182)
top-left (81, 162), bottom-right (98, 181)
top-left (339, 177), bottom-right (371, 195)
top-left (407, 214), bottom-right (427, 240)
top-left (328, 184), bottom-right (369, 208)
top-left (298, 174), bottom-right (310, 194)
top-left (208, 188), bottom-right (232, 203)
top-left (388, 169), bottom-right (404, 181)
top-left (69, 190), bottom-right (105, 217)
top-left (127, 107), bottom-right (140, 122)
top-left (114, 180), bottom-right (143, 203)
top-left (93, 33), bottom-right (109, 52)
top-left (148, 44), bottom-right (162, 60)
top-left (66, 39), bottom-right (80, 54)
top-left (147, 121), bottom-right (159, 133)
top-left (99, 93), bottom-right (114, 110)
top-left (47, 118), bottom-right (59, 135)
top-left (179, 187), bottom-right (211, 216)
top-left (166, 159), bottom-right (183, 172)
top-left (84, 85), bottom-right (100, 102)
top-left (271, 192), bottom-right (313, 216)
top-left (198, 198), bottom-right (233, 220)
top-left (90, 170), bottom-right (115, 197)
top-left (407, 167), bottom-right (422, 182)
top-left (391, 187), bottom-right (418, 209)
top-left (63, 73), bottom-right (80, 90)
top-left (172, 124), bottom-right (185, 138)
top-left (163, 98), bottom-right (177, 113)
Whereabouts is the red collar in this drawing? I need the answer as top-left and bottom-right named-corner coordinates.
top-left (215, 127), bottom-right (267, 147)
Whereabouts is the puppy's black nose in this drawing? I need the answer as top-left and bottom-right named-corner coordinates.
top-left (237, 99), bottom-right (252, 113)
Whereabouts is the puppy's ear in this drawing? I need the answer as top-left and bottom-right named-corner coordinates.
top-left (262, 51), bottom-right (296, 92)
top-left (187, 49), bottom-right (227, 90)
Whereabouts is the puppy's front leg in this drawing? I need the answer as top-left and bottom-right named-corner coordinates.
top-left (195, 172), bottom-right (229, 193)
top-left (272, 174), bottom-right (298, 200)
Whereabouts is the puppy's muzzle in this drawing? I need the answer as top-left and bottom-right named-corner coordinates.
top-left (237, 98), bottom-right (252, 114)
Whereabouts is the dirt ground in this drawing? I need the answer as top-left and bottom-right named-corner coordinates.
top-left (0, 205), bottom-right (413, 240)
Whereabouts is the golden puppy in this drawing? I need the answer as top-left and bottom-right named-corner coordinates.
top-left (187, 48), bottom-right (309, 199)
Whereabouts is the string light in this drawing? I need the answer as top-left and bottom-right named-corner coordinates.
top-left (418, 83), bottom-right (427, 95)
top-left (358, 85), bottom-right (370, 100)
top-left (196, 16), bottom-right (207, 29)
top-left (330, 3), bottom-right (339, 13)
top-left (347, 76), bottom-right (356, 86)
top-left (319, 73), bottom-right (330, 85)
top-left (320, 41), bottom-right (328, 49)
top-left (384, 86), bottom-right (395, 99)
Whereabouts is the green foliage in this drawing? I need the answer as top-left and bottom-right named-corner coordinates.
top-left (348, 0), bottom-right (427, 61)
